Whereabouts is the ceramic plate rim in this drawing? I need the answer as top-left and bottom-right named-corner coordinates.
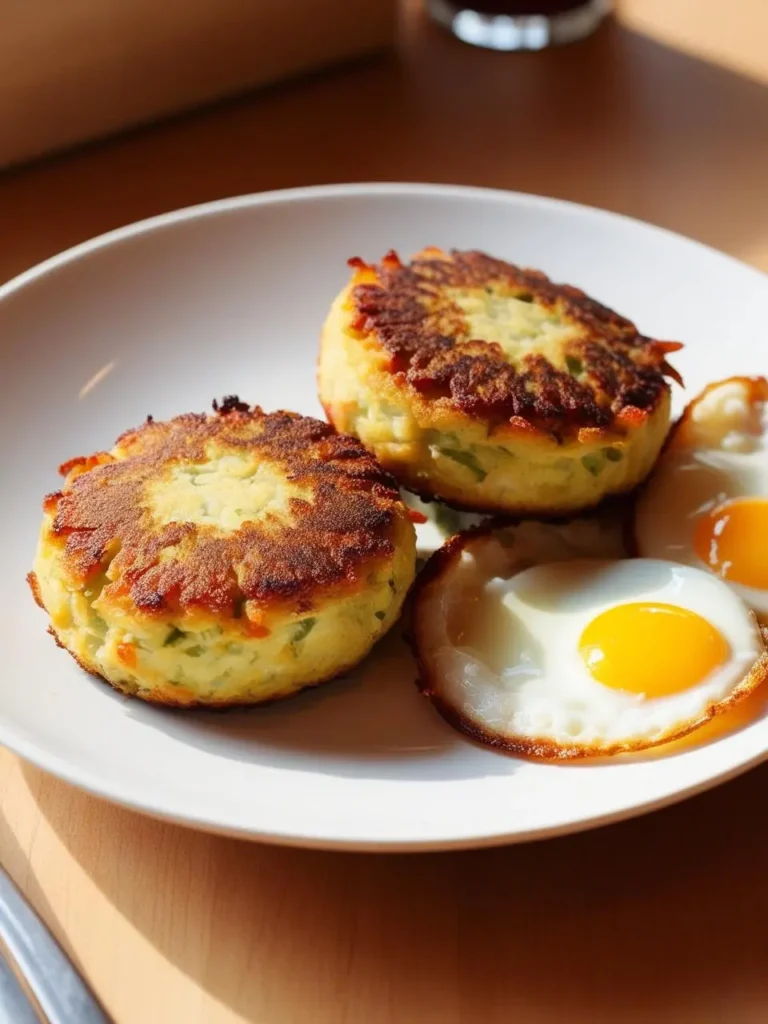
top-left (3, 181), bottom-right (768, 852)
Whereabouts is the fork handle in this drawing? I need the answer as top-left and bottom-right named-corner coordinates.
top-left (0, 867), bottom-right (110, 1023)
top-left (0, 953), bottom-right (39, 1024)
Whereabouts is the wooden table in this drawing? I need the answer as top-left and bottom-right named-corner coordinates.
top-left (3, 2), bottom-right (768, 1021)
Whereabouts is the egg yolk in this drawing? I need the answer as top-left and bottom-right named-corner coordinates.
top-left (579, 603), bottom-right (730, 697)
top-left (693, 497), bottom-right (768, 589)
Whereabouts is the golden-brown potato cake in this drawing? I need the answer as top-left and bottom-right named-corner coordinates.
top-left (29, 398), bottom-right (417, 706)
top-left (318, 248), bottom-right (681, 516)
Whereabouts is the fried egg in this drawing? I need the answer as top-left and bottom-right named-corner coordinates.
top-left (634, 376), bottom-right (768, 617)
top-left (412, 524), bottom-right (768, 758)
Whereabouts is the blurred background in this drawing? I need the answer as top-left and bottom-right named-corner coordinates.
top-left (1, 0), bottom-right (767, 289)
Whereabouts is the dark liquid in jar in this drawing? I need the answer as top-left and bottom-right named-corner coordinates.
top-left (470, 1), bottom-right (590, 13)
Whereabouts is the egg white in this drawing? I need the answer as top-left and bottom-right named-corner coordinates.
top-left (414, 525), bottom-right (767, 757)
top-left (635, 377), bottom-right (768, 614)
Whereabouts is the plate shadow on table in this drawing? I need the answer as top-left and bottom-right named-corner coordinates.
top-left (21, 757), bottom-right (768, 1023)
top-left (118, 624), bottom-right (515, 783)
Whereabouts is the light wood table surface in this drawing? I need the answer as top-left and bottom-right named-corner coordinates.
top-left (2, 3), bottom-right (768, 1021)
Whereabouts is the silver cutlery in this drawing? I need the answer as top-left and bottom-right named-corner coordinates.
top-left (0, 866), bottom-right (110, 1023)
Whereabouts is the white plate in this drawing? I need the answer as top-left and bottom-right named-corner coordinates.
top-left (3, 183), bottom-right (768, 851)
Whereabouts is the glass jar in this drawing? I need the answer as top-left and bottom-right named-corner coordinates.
top-left (427, 0), bottom-right (610, 50)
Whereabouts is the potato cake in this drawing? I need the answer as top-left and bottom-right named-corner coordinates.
top-left (29, 398), bottom-right (416, 706)
top-left (319, 248), bottom-right (680, 515)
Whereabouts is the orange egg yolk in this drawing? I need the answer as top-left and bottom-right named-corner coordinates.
top-left (693, 497), bottom-right (768, 589)
top-left (579, 602), bottom-right (730, 697)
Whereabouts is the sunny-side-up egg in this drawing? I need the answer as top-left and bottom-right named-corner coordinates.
top-left (412, 520), bottom-right (768, 758)
top-left (634, 376), bottom-right (768, 619)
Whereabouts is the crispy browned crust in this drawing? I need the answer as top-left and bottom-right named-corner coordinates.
top-left (626, 374), bottom-right (768, 556)
top-left (43, 399), bottom-right (406, 623)
top-left (348, 248), bottom-right (681, 439)
top-left (410, 526), bottom-right (768, 760)
top-left (26, 571), bottom-right (43, 609)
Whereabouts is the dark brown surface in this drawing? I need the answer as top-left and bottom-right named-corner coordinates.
top-left (44, 403), bottom-right (403, 618)
top-left (349, 247), bottom-right (678, 433)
